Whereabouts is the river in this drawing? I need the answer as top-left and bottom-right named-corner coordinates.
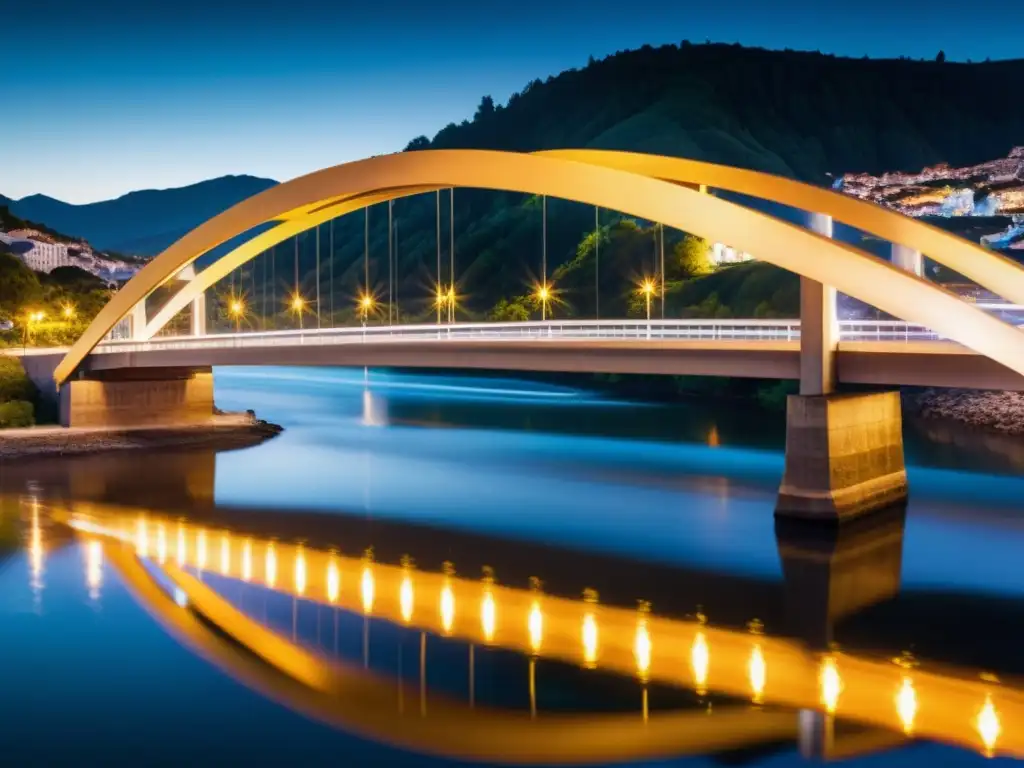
top-left (1, 366), bottom-right (1023, 766)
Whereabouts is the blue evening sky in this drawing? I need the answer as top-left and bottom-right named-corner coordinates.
top-left (3, 0), bottom-right (1022, 203)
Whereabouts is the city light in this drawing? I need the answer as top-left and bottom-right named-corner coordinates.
top-left (533, 283), bottom-right (553, 321)
top-left (582, 611), bottom-right (599, 668)
top-left (359, 292), bottom-right (375, 322)
top-left (528, 601), bottom-right (544, 654)
top-left (290, 294), bottom-right (305, 312)
top-left (748, 644), bottom-right (766, 704)
top-left (361, 564), bottom-right (375, 614)
top-left (265, 542), bottom-right (277, 588)
top-left (634, 617), bottom-right (652, 681)
top-left (62, 303), bottom-right (76, 320)
top-left (400, 573), bottom-right (414, 623)
top-left (242, 539), bottom-right (253, 582)
top-left (481, 588), bottom-right (497, 643)
top-left (229, 298), bottom-right (245, 332)
top-left (327, 559), bottom-right (340, 604)
top-left (294, 548), bottom-right (306, 596)
top-left (440, 582), bottom-right (456, 635)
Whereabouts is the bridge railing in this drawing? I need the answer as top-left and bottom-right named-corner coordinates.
top-left (89, 318), bottom-right (946, 354)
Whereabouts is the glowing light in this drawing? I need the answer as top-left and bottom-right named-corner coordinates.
top-left (176, 524), bottom-right (186, 567)
top-left (640, 278), bottom-right (657, 296)
top-left (481, 589), bottom-right (497, 643)
top-left (535, 284), bottom-right (551, 302)
top-left (290, 294), bottom-right (305, 312)
top-left (634, 619), bottom-right (652, 681)
top-left (440, 583), bottom-right (455, 634)
top-left (361, 565), bottom-right (375, 614)
top-left (977, 695), bottom-right (1001, 756)
top-left (220, 535), bottom-right (231, 575)
top-left (242, 539), bottom-right (253, 582)
top-left (62, 304), bottom-right (75, 319)
top-left (435, 284), bottom-right (447, 308)
top-left (582, 612), bottom-right (599, 667)
top-left (691, 631), bottom-right (709, 696)
top-left (230, 299), bottom-right (245, 315)
top-left (528, 601), bottom-right (543, 654)
top-left (294, 548), bottom-right (306, 596)
top-left (28, 502), bottom-right (43, 593)
top-left (748, 644), bottom-right (766, 704)
top-left (896, 677), bottom-right (917, 735)
top-left (85, 539), bottom-right (102, 598)
top-left (196, 530), bottom-right (207, 571)
top-left (399, 574), bottom-right (414, 623)
top-left (820, 656), bottom-right (842, 715)
top-left (156, 523), bottom-right (167, 564)
top-left (265, 543), bottom-right (277, 588)
top-left (327, 559), bottom-right (340, 604)
top-left (360, 294), bottom-right (374, 310)
top-left (136, 518), bottom-right (148, 557)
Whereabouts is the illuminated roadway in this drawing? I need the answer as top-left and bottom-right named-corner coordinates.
top-left (51, 504), bottom-right (1020, 762)
top-left (60, 318), bottom-right (1024, 391)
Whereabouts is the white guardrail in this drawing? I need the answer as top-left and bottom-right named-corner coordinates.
top-left (88, 319), bottom-right (946, 355)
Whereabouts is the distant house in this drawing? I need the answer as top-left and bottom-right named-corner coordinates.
top-left (710, 242), bottom-right (753, 266)
top-left (0, 229), bottom-right (140, 280)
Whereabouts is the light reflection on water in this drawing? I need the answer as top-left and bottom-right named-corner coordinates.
top-left (2, 366), bottom-right (1024, 766)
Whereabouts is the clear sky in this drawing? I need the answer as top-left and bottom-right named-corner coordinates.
top-left (3, 0), bottom-right (1022, 204)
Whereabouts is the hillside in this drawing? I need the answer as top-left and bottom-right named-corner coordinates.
top-left (7, 175), bottom-right (277, 255)
top-left (8, 44), bottom-right (1024, 325)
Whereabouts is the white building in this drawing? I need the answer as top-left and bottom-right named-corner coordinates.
top-left (0, 229), bottom-right (139, 280)
top-left (710, 241), bottom-right (753, 265)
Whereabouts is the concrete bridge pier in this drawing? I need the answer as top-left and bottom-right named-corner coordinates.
top-left (777, 214), bottom-right (908, 522)
top-left (59, 367), bottom-right (215, 428)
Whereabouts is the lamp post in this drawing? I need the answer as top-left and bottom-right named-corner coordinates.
top-left (535, 284), bottom-right (551, 321)
top-left (360, 294), bottom-right (374, 326)
top-left (230, 299), bottom-right (245, 333)
top-left (640, 279), bottom-right (656, 321)
top-left (447, 286), bottom-right (455, 324)
top-left (291, 295), bottom-right (305, 331)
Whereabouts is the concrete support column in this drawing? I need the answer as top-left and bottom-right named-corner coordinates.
top-left (191, 292), bottom-right (207, 337)
top-left (891, 243), bottom-right (924, 277)
top-left (800, 213), bottom-right (838, 396)
top-left (777, 391), bottom-right (908, 521)
top-left (129, 301), bottom-right (147, 341)
top-left (59, 367), bottom-right (215, 428)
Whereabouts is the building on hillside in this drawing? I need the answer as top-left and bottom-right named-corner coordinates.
top-left (0, 230), bottom-right (139, 281)
top-left (709, 242), bottom-right (753, 265)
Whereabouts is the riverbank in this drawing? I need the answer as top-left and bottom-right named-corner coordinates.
top-left (0, 412), bottom-right (283, 461)
top-left (910, 388), bottom-right (1024, 436)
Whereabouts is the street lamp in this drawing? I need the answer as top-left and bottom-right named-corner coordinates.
top-left (447, 285), bottom-right (456, 324)
top-left (359, 293), bottom-right (375, 325)
top-left (639, 278), bottom-right (657, 321)
top-left (434, 283), bottom-right (446, 325)
top-left (290, 294), bottom-right (306, 330)
top-left (62, 303), bottom-right (76, 320)
top-left (229, 299), bottom-right (245, 333)
top-left (534, 283), bottom-right (551, 321)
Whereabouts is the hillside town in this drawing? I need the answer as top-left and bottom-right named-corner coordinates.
top-left (0, 226), bottom-right (139, 281)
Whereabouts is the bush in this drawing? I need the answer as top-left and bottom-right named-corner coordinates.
top-left (0, 357), bottom-right (36, 402)
top-left (0, 400), bottom-right (34, 428)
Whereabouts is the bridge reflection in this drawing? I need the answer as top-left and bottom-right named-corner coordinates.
top-left (32, 501), bottom-right (1022, 761)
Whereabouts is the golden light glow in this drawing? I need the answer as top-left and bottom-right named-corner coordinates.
top-left (294, 548), bottom-right (307, 596)
top-left (399, 574), bottom-right (414, 623)
top-left (528, 601), bottom-right (543, 654)
top-left (634, 619), bottom-right (652, 681)
top-left (820, 656), bottom-right (842, 715)
top-left (896, 676), bottom-right (918, 735)
top-left (290, 294), bottom-right (305, 312)
top-left (748, 644), bottom-right (766, 704)
top-left (230, 299), bottom-right (245, 315)
top-left (156, 523), bottom-right (167, 564)
top-left (639, 278), bottom-right (657, 296)
top-left (535, 284), bottom-right (551, 303)
top-left (434, 284), bottom-right (447, 308)
top-left (85, 539), bottom-right (102, 597)
top-left (242, 539), bottom-right (253, 582)
top-left (582, 612), bottom-right (599, 668)
top-left (136, 518), bottom-right (149, 558)
top-left (196, 530), bottom-right (208, 571)
top-left (29, 503), bottom-right (44, 587)
top-left (360, 294), bottom-right (375, 310)
top-left (691, 631), bottom-right (709, 696)
top-left (220, 534), bottom-right (231, 575)
top-left (62, 303), bottom-right (76, 319)
top-left (977, 695), bottom-right (1001, 755)
top-left (481, 589), bottom-right (497, 644)
top-left (327, 559), bottom-right (340, 604)
top-left (440, 583), bottom-right (456, 635)
top-left (265, 543), bottom-right (277, 588)
top-left (361, 565), bottom-right (375, 614)
top-left (176, 524), bottom-right (186, 567)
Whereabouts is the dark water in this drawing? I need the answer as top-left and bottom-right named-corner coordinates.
top-left (2, 366), bottom-right (1023, 766)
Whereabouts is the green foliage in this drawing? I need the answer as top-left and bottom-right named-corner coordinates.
top-left (670, 262), bottom-right (799, 318)
top-left (0, 253), bottom-right (42, 314)
top-left (490, 298), bottom-right (530, 322)
top-left (675, 235), bottom-right (713, 278)
top-left (0, 357), bottom-right (36, 403)
top-left (0, 401), bottom-right (34, 428)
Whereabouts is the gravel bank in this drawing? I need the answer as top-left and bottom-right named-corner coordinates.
top-left (910, 388), bottom-right (1024, 435)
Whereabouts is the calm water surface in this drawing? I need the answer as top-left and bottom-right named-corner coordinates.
top-left (1, 366), bottom-right (1023, 766)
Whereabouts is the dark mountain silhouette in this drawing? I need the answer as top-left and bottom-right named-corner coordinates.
top-left (6, 175), bottom-right (277, 255)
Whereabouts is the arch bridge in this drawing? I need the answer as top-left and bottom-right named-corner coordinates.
top-left (34, 149), bottom-right (1024, 521)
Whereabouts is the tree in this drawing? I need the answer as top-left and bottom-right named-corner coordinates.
top-left (0, 253), bottom-right (42, 313)
top-left (474, 96), bottom-right (495, 121)
top-left (674, 235), bottom-right (713, 278)
top-left (404, 136), bottom-right (430, 151)
top-left (936, 50), bottom-right (946, 63)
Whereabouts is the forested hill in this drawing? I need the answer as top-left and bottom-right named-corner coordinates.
top-left (416, 43), bottom-right (1024, 181)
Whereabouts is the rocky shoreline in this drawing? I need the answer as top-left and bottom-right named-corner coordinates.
top-left (909, 388), bottom-right (1024, 436)
top-left (0, 415), bottom-right (283, 461)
